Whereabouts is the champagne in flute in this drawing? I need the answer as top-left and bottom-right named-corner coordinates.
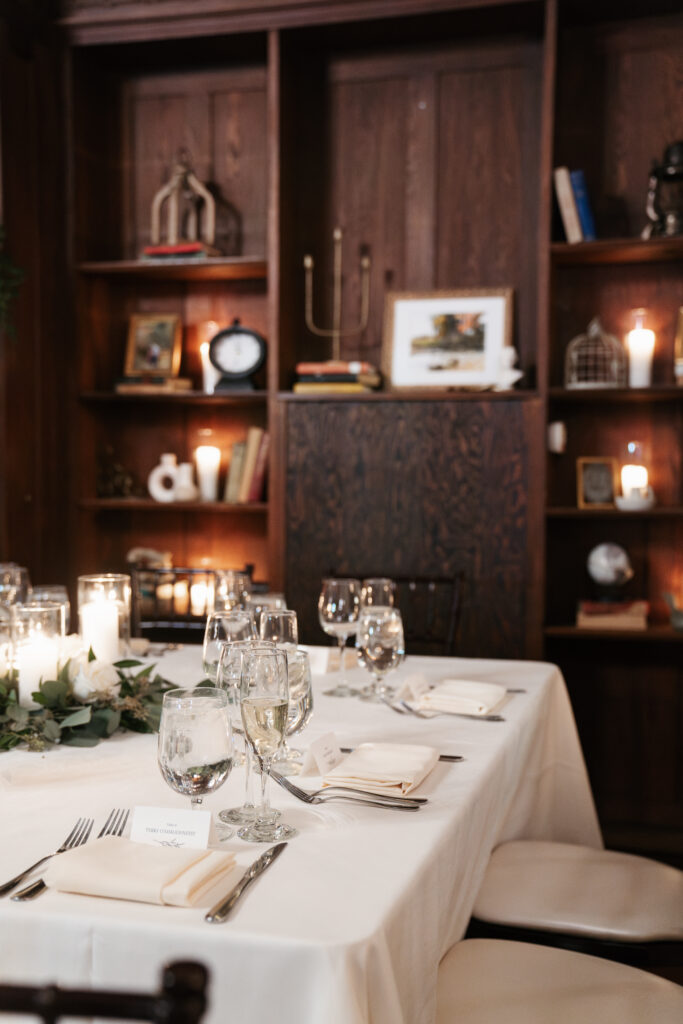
top-left (241, 696), bottom-right (288, 757)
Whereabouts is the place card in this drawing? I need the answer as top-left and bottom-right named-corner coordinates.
top-left (130, 806), bottom-right (212, 850)
top-left (300, 732), bottom-right (345, 776)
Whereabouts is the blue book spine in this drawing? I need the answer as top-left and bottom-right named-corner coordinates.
top-left (569, 170), bottom-right (597, 241)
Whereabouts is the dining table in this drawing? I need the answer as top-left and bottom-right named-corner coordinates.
top-left (0, 647), bottom-right (602, 1024)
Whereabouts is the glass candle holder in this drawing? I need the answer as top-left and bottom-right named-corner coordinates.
top-left (77, 573), bottom-right (131, 662)
top-left (13, 601), bottom-right (65, 709)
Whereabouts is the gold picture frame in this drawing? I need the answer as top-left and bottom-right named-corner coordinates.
top-left (381, 288), bottom-right (514, 390)
top-left (576, 457), bottom-right (619, 509)
top-left (124, 314), bottom-right (182, 378)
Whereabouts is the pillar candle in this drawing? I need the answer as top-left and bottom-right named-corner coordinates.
top-left (80, 600), bottom-right (119, 663)
top-left (17, 636), bottom-right (59, 709)
top-left (195, 445), bottom-right (221, 502)
top-left (626, 322), bottom-right (655, 388)
top-left (621, 463), bottom-right (648, 497)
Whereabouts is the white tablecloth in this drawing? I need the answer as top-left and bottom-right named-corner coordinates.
top-left (0, 650), bottom-right (601, 1024)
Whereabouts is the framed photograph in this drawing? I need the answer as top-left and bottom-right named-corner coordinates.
top-left (382, 288), bottom-right (513, 390)
top-left (124, 314), bottom-right (182, 378)
top-left (576, 457), bottom-right (619, 509)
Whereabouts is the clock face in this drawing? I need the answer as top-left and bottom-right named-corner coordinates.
top-left (209, 325), bottom-right (266, 378)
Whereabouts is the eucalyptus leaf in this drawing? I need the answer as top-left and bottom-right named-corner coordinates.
top-left (88, 647), bottom-right (96, 662)
top-left (61, 732), bottom-right (101, 747)
top-left (115, 659), bottom-right (143, 669)
top-left (43, 719), bottom-right (62, 741)
top-left (59, 706), bottom-right (92, 729)
top-left (6, 704), bottom-right (29, 726)
top-left (39, 680), bottom-right (70, 708)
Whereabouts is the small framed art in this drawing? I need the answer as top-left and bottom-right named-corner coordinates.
top-left (576, 457), bottom-right (619, 509)
top-left (124, 314), bottom-right (182, 378)
top-left (381, 288), bottom-right (513, 390)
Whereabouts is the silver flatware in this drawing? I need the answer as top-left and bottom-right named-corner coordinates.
top-left (12, 808), bottom-right (128, 902)
top-left (339, 746), bottom-right (464, 763)
top-left (205, 843), bottom-right (287, 923)
top-left (269, 769), bottom-right (424, 809)
top-left (0, 817), bottom-right (94, 898)
top-left (397, 700), bottom-right (505, 723)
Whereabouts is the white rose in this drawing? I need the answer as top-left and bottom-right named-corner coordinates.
top-left (71, 660), bottom-right (121, 702)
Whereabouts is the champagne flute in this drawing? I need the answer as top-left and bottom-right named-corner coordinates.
top-left (275, 648), bottom-right (314, 776)
top-left (318, 578), bottom-right (361, 697)
top-left (361, 578), bottom-right (396, 608)
top-left (238, 647), bottom-right (297, 843)
top-left (157, 687), bottom-right (233, 814)
top-left (202, 608), bottom-right (257, 683)
top-left (259, 608), bottom-right (298, 652)
top-left (356, 606), bottom-right (405, 702)
top-left (215, 639), bottom-right (275, 826)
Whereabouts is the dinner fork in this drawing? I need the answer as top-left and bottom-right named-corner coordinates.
top-left (0, 817), bottom-right (94, 898)
top-left (11, 808), bottom-right (129, 902)
top-left (398, 700), bottom-right (505, 722)
top-left (269, 769), bottom-right (425, 810)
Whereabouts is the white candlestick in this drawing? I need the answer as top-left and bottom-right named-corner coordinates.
top-left (626, 323), bottom-right (655, 388)
top-left (195, 445), bottom-right (221, 502)
top-left (17, 636), bottom-right (59, 709)
top-left (80, 600), bottom-right (119, 663)
top-left (200, 341), bottom-right (222, 395)
top-left (621, 463), bottom-right (648, 497)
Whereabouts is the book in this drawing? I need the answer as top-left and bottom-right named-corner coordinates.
top-left (292, 381), bottom-right (375, 394)
top-left (576, 600), bottom-right (649, 630)
top-left (141, 241), bottom-right (221, 258)
top-left (297, 372), bottom-right (382, 388)
top-left (247, 431), bottom-right (270, 502)
top-left (295, 360), bottom-right (378, 376)
top-left (237, 426), bottom-right (264, 503)
top-left (224, 441), bottom-right (246, 503)
top-left (569, 170), bottom-right (596, 241)
top-left (114, 377), bottom-right (193, 394)
top-left (553, 166), bottom-right (583, 243)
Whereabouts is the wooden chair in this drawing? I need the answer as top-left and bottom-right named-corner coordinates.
top-left (465, 840), bottom-right (683, 977)
top-left (436, 939), bottom-right (683, 1024)
top-left (0, 960), bottom-right (208, 1023)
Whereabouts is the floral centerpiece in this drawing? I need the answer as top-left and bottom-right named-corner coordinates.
top-left (0, 637), bottom-right (175, 751)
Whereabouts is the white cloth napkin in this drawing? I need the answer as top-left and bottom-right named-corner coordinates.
top-left (323, 742), bottom-right (438, 796)
top-left (44, 835), bottom-right (237, 907)
top-left (416, 678), bottom-right (506, 716)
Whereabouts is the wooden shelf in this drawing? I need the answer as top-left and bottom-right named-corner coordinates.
top-left (551, 236), bottom-right (683, 266)
top-left (80, 390), bottom-right (268, 405)
top-left (548, 386), bottom-right (683, 403)
top-left (79, 499), bottom-right (268, 512)
top-left (545, 624), bottom-right (683, 642)
top-left (77, 257), bottom-right (268, 281)
top-left (547, 506), bottom-right (683, 519)
top-left (279, 389), bottom-right (540, 402)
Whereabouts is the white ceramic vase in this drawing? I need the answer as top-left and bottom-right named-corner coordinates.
top-left (147, 454), bottom-right (178, 503)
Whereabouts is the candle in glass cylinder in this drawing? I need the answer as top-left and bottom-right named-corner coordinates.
top-left (80, 600), bottom-right (119, 662)
top-left (195, 445), bottom-right (221, 502)
top-left (16, 635), bottom-right (59, 709)
top-left (626, 310), bottom-right (655, 388)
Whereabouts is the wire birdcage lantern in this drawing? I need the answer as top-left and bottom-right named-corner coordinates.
top-left (564, 317), bottom-right (627, 389)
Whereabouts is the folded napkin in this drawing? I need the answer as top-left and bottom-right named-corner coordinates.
top-left (323, 742), bottom-right (438, 796)
top-left (44, 835), bottom-right (237, 907)
top-left (416, 678), bottom-right (506, 716)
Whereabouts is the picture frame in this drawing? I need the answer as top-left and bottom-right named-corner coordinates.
top-left (576, 457), bottom-right (619, 509)
top-left (381, 288), bottom-right (514, 390)
top-left (124, 314), bottom-right (182, 378)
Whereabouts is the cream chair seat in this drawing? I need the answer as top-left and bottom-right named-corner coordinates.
top-left (468, 840), bottom-right (683, 950)
top-left (436, 939), bottom-right (683, 1024)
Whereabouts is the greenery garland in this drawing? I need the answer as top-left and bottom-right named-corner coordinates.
top-left (0, 653), bottom-right (175, 752)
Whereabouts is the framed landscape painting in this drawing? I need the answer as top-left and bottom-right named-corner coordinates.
top-left (382, 288), bottom-right (513, 390)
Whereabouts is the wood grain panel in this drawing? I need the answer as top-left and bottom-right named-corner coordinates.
top-left (284, 399), bottom-right (532, 657)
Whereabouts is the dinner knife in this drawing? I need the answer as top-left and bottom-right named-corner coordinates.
top-left (205, 842), bottom-right (287, 924)
top-left (339, 746), bottom-right (464, 763)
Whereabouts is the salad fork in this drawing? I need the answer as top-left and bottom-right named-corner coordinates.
top-left (0, 817), bottom-right (94, 898)
top-left (269, 769), bottom-right (425, 810)
top-left (11, 808), bottom-right (129, 902)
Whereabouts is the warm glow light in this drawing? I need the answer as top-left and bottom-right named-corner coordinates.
top-left (626, 309), bottom-right (655, 388)
top-left (80, 600), bottom-right (119, 663)
top-left (195, 445), bottom-right (221, 502)
top-left (621, 463), bottom-right (648, 497)
top-left (191, 580), bottom-right (214, 616)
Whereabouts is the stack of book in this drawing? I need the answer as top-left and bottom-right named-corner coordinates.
top-left (553, 167), bottom-right (597, 243)
top-left (292, 360), bottom-right (382, 394)
top-left (140, 241), bottom-right (221, 260)
top-left (114, 377), bottom-right (193, 395)
top-left (576, 600), bottom-right (649, 631)
top-left (224, 427), bottom-right (269, 504)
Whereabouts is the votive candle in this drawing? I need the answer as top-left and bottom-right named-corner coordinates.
top-left (626, 312), bottom-right (655, 388)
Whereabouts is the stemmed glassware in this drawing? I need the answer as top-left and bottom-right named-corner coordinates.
top-left (238, 647), bottom-right (297, 843)
top-left (157, 687), bottom-right (233, 812)
top-left (356, 606), bottom-right (405, 702)
top-left (361, 578), bottom-right (396, 608)
top-left (276, 649), bottom-right (314, 776)
top-left (202, 608), bottom-right (257, 683)
top-left (259, 608), bottom-right (298, 652)
top-left (318, 578), bottom-right (361, 697)
top-left (213, 570), bottom-right (251, 612)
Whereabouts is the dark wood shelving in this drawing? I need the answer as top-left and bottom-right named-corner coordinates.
top-left (551, 236), bottom-right (683, 266)
top-left (545, 624), bottom-right (683, 642)
top-left (79, 499), bottom-right (268, 512)
top-left (548, 386), bottom-right (683, 403)
top-left (77, 257), bottom-right (268, 281)
top-left (80, 390), bottom-right (268, 405)
top-left (280, 389), bottom-right (540, 402)
top-left (546, 506), bottom-right (683, 519)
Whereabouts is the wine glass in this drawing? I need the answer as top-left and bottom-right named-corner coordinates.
top-left (356, 606), bottom-right (405, 702)
top-left (157, 686), bottom-right (233, 813)
top-left (259, 608), bottom-right (298, 652)
top-left (275, 648), bottom-right (314, 776)
top-left (238, 647), bottom-right (297, 843)
top-left (361, 578), bottom-right (396, 607)
top-left (0, 565), bottom-right (20, 639)
top-left (30, 585), bottom-right (71, 633)
top-left (215, 639), bottom-right (275, 826)
top-left (213, 570), bottom-right (251, 611)
top-left (202, 608), bottom-right (258, 682)
top-left (318, 578), bottom-right (361, 697)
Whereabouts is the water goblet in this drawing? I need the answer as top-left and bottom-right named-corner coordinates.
top-left (318, 578), bottom-right (361, 697)
top-left (238, 647), bottom-right (297, 843)
top-left (275, 648), bottom-right (314, 776)
top-left (157, 686), bottom-right (233, 814)
top-left (259, 608), bottom-right (298, 653)
top-left (202, 608), bottom-right (258, 683)
top-left (361, 578), bottom-right (396, 607)
top-left (356, 606), bottom-right (405, 702)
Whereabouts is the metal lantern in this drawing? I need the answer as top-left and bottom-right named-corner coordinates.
top-left (564, 317), bottom-right (627, 389)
